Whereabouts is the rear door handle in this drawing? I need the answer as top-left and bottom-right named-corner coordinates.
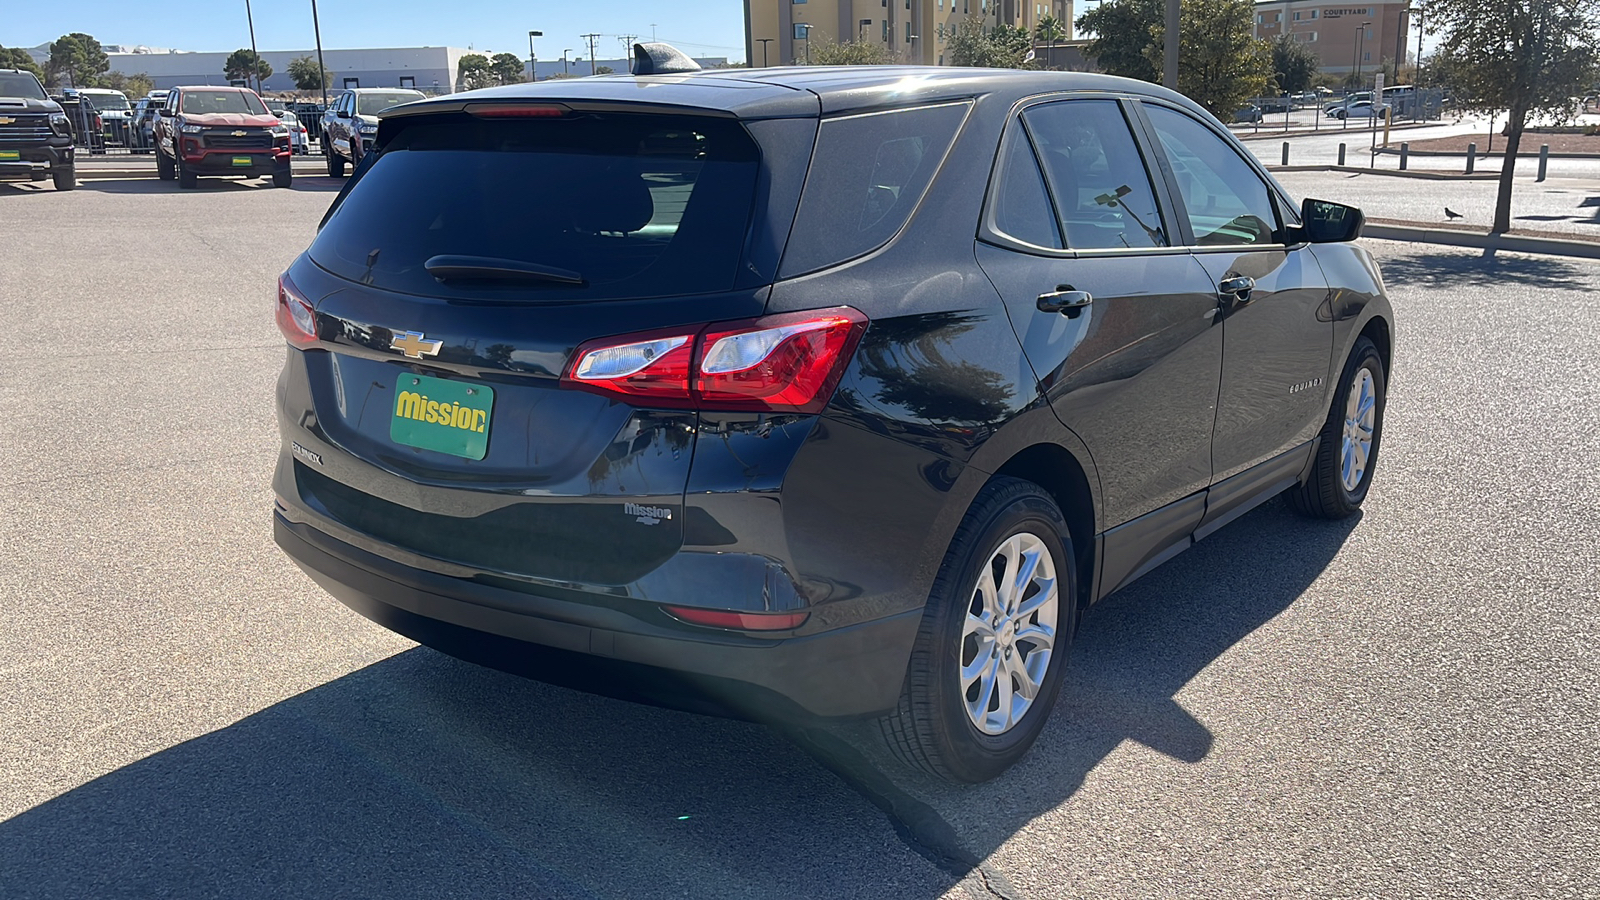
top-left (1218, 275), bottom-right (1256, 302)
top-left (1037, 287), bottom-right (1094, 316)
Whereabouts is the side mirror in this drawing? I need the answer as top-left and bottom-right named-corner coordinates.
top-left (1297, 198), bottom-right (1364, 243)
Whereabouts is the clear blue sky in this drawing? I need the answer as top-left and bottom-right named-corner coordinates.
top-left (5, 1), bottom-right (749, 62)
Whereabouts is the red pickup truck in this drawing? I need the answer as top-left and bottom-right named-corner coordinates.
top-left (153, 85), bottom-right (292, 188)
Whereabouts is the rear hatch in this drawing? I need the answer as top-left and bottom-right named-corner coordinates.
top-left (285, 106), bottom-right (772, 585)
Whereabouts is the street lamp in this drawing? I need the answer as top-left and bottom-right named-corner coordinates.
top-left (1352, 21), bottom-right (1371, 90)
top-left (756, 38), bottom-right (773, 67)
top-left (528, 30), bottom-right (543, 82)
top-left (797, 23), bottom-right (812, 65)
top-left (562, 49), bottom-right (572, 76)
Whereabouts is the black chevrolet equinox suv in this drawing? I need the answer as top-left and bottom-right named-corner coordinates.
top-left (274, 49), bottom-right (1393, 782)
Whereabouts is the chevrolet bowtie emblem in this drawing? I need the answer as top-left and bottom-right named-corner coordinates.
top-left (391, 330), bottom-right (443, 359)
top-left (231, 130), bottom-right (247, 136)
top-left (0, 117), bottom-right (14, 125)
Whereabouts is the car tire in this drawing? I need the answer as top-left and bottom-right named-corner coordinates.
top-left (878, 476), bottom-right (1075, 783)
top-left (327, 149), bottom-right (345, 178)
top-left (273, 168), bottom-right (293, 188)
top-left (156, 148), bottom-right (175, 180)
top-left (52, 166), bottom-right (76, 191)
top-left (1290, 336), bottom-right (1386, 520)
top-left (176, 153), bottom-right (197, 189)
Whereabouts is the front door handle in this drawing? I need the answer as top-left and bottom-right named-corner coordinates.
top-left (1037, 286), bottom-right (1094, 316)
top-left (1218, 275), bottom-right (1256, 303)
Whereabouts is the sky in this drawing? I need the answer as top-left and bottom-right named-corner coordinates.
top-left (5, 1), bottom-right (750, 63)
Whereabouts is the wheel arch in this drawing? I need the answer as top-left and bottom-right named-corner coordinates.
top-left (1358, 313), bottom-right (1392, 379)
top-left (992, 443), bottom-right (1097, 612)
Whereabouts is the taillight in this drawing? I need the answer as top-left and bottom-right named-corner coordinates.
top-left (664, 606), bottom-right (809, 632)
top-left (464, 103), bottom-right (571, 118)
top-left (276, 273), bottom-right (317, 347)
top-left (563, 307), bottom-right (867, 413)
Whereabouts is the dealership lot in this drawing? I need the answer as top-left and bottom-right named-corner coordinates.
top-left (0, 177), bottom-right (1596, 897)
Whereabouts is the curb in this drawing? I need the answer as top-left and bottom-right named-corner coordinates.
top-left (1267, 164), bottom-right (1501, 180)
top-left (76, 163), bottom-right (329, 179)
top-left (1363, 223), bottom-right (1600, 259)
top-left (1235, 121), bottom-right (1441, 142)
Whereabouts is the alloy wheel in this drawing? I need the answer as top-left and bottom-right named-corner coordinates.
top-left (959, 532), bottom-right (1059, 735)
top-left (1341, 367), bottom-right (1377, 492)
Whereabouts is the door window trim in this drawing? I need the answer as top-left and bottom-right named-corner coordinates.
top-left (978, 92), bottom-right (1193, 261)
top-left (1130, 99), bottom-right (1305, 253)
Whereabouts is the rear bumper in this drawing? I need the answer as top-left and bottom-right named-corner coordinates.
top-left (274, 512), bottom-right (919, 720)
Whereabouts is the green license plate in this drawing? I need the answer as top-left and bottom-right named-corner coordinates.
top-left (0, 151), bottom-right (19, 161)
top-left (391, 375), bottom-right (494, 460)
top-left (231, 156), bottom-right (252, 167)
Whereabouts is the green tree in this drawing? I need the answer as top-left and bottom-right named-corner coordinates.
top-left (0, 46), bottom-right (44, 81)
top-left (288, 56), bottom-right (336, 91)
top-left (105, 71), bottom-right (154, 97)
top-left (1428, 0), bottom-right (1599, 233)
top-left (223, 49), bottom-right (271, 85)
top-left (457, 53), bottom-right (494, 90)
top-left (1035, 14), bottom-right (1069, 44)
top-left (594, 65), bottom-right (615, 74)
top-left (489, 52), bottom-right (526, 84)
top-left (948, 15), bottom-right (1036, 68)
top-left (1269, 33), bottom-right (1319, 93)
top-left (1148, 0), bottom-right (1273, 116)
top-left (1076, 0), bottom-right (1161, 81)
top-left (48, 33), bottom-right (110, 88)
top-left (809, 38), bottom-right (896, 65)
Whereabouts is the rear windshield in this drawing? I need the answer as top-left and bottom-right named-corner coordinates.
top-left (309, 113), bottom-right (760, 301)
top-left (0, 73), bottom-right (47, 101)
top-left (357, 91), bottom-right (425, 116)
top-left (181, 90), bottom-right (268, 115)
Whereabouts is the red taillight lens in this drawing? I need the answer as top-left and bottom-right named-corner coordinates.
top-left (566, 327), bottom-right (697, 405)
top-left (276, 273), bottom-right (317, 347)
top-left (695, 309), bottom-right (868, 413)
top-left (664, 606), bottom-right (810, 632)
top-left (562, 307), bottom-right (868, 413)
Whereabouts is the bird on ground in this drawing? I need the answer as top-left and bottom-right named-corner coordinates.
top-left (1445, 208), bottom-right (1464, 220)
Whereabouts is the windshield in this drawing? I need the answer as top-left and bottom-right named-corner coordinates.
top-left (83, 92), bottom-right (130, 110)
top-left (0, 73), bottom-right (48, 101)
top-left (181, 90), bottom-right (268, 116)
top-left (356, 92), bottom-right (425, 116)
top-left (310, 113), bottom-right (760, 301)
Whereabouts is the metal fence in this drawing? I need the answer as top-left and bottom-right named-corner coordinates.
top-left (1232, 87), bottom-right (1451, 134)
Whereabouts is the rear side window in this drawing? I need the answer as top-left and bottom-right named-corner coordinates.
top-left (779, 102), bottom-right (969, 278)
top-left (1022, 100), bottom-right (1167, 250)
top-left (309, 113), bottom-right (760, 301)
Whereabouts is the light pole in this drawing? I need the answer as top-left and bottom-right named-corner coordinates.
top-left (310, 0), bottom-right (328, 106)
top-left (528, 30), bottom-right (542, 82)
top-left (244, 0), bottom-right (261, 93)
top-left (1353, 21), bottom-right (1370, 90)
top-left (797, 24), bottom-right (812, 64)
top-left (562, 49), bottom-right (572, 75)
top-left (756, 38), bottom-right (773, 67)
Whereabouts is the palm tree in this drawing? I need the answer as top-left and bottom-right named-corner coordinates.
top-left (1035, 14), bottom-right (1068, 45)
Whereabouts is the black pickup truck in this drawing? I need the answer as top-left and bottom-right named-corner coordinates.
top-left (0, 69), bottom-right (75, 190)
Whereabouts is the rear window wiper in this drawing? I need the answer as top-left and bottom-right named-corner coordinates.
top-left (424, 255), bottom-right (585, 286)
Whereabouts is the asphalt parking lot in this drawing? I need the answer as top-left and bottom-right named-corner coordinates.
top-left (1, 174), bottom-right (1596, 899)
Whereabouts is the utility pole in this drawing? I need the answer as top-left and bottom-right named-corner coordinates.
top-left (618, 34), bottom-right (639, 59)
top-left (528, 30), bottom-right (542, 82)
top-left (1163, 0), bottom-right (1179, 89)
top-left (562, 49), bottom-right (572, 75)
top-left (650, 24), bottom-right (658, 42)
top-left (310, 0), bottom-right (329, 105)
top-left (582, 33), bottom-right (601, 75)
top-left (244, 0), bottom-right (262, 93)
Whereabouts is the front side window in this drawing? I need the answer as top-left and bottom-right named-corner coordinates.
top-left (1144, 104), bottom-right (1278, 246)
top-left (1022, 99), bottom-right (1167, 250)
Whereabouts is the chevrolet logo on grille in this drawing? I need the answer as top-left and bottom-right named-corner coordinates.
top-left (0, 117), bottom-right (14, 125)
top-left (231, 130), bottom-right (247, 137)
top-left (391, 331), bottom-right (443, 359)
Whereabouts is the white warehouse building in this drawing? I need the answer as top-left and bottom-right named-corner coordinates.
top-left (104, 46), bottom-right (473, 95)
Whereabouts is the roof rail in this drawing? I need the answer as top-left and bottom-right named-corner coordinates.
top-left (631, 42), bottom-right (702, 76)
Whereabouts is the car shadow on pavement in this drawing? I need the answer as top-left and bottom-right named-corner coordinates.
top-left (0, 499), bottom-right (1357, 899)
top-left (73, 177), bottom-right (345, 195)
top-left (1373, 247), bottom-right (1591, 290)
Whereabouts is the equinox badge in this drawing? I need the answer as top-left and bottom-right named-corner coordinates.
top-left (391, 330), bottom-right (442, 359)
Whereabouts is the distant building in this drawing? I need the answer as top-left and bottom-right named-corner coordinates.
top-left (744, 0), bottom-right (1076, 67)
top-left (1251, 1), bottom-right (1412, 79)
